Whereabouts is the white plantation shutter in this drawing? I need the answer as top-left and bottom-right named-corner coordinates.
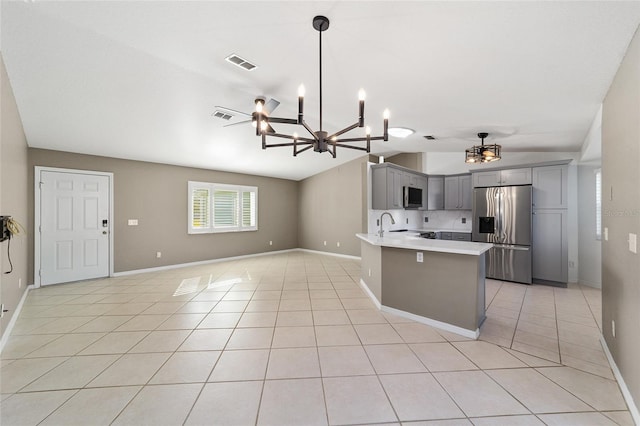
top-left (242, 191), bottom-right (257, 227)
top-left (191, 187), bottom-right (210, 229)
top-left (214, 190), bottom-right (239, 227)
top-left (188, 182), bottom-right (257, 233)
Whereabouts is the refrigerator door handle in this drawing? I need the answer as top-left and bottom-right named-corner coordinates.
top-left (492, 244), bottom-right (530, 251)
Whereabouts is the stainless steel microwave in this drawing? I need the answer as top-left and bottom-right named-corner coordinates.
top-left (403, 186), bottom-right (423, 209)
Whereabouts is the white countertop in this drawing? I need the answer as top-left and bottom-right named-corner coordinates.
top-left (356, 233), bottom-right (492, 256)
top-left (418, 228), bottom-right (472, 233)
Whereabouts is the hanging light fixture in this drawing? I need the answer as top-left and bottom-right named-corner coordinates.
top-left (255, 15), bottom-right (389, 157)
top-left (465, 132), bottom-right (502, 163)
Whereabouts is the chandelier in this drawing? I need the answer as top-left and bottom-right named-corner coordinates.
top-left (255, 16), bottom-right (389, 157)
top-left (465, 132), bottom-right (502, 163)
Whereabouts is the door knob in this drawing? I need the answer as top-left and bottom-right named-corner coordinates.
top-left (102, 231), bottom-right (107, 235)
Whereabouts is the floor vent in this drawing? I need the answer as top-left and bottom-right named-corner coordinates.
top-left (225, 54), bottom-right (258, 71)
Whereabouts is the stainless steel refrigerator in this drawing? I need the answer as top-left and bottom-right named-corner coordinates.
top-left (472, 185), bottom-right (532, 284)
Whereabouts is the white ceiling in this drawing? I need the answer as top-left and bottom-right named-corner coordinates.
top-left (2, 1), bottom-right (640, 180)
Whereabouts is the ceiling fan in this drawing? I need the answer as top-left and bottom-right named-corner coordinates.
top-left (214, 97), bottom-right (280, 133)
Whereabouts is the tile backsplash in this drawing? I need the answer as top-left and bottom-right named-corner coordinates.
top-left (368, 209), bottom-right (472, 234)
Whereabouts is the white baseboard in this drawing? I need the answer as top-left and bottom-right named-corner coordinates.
top-left (358, 279), bottom-right (381, 310)
top-left (358, 278), bottom-right (478, 340)
top-left (382, 305), bottom-right (479, 340)
top-left (297, 248), bottom-right (361, 261)
top-left (600, 335), bottom-right (640, 425)
top-left (0, 285), bottom-right (34, 353)
top-left (113, 248), bottom-right (360, 277)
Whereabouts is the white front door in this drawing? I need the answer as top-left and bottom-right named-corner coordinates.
top-left (40, 170), bottom-right (110, 285)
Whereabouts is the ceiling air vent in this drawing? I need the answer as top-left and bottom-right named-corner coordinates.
top-left (225, 54), bottom-right (258, 71)
top-left (424, 135), bottom-right (436, 140)
top-left (212, 110), bottom-right (234, 121)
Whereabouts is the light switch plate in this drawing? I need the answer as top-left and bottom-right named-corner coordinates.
top-left (416, 252), bottom-right (423, 263)
top-left (629, 233), bottom-right (637, 254)
top-left (604, 227), bottom-right (608, 241)
top-left (128, 219), bottom-right (138, 226)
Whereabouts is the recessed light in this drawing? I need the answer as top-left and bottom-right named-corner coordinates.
top-left (387, 127), bottom-right (414, 138)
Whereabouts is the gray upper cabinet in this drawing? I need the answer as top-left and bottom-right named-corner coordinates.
top-left (472, 168), bottom-right (532, 187)
top-left (444, 174), bottom-right (472, 210)
top-left (371, 163), bottom-right (428, 210)
top-left (427, 176), bottom-right (444, 210)
top-left (532, 165), bottom-right (568, 209)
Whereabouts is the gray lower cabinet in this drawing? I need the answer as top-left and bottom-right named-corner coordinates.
top-left (452, 232), bottom-right (472, 241)
top-left (532, 209), bottom-right (568, 283)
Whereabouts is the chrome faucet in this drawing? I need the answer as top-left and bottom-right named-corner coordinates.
top-left (378, 212), bottom-right (396, 237)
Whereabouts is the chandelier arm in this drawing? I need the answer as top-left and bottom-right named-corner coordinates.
top-left (267, 132), bottom-right (315, 143)
top-left (265, 141), bottom-right (313, 148)
top-left (295, 145), bottom-right (315, 156)
top-left (266, 117), bottom-right (298, 125)
top-left (336, 135), bottom-right (385, 143)
top-left (300, 121), bottom-right (320, 141)
top-left (333, 144), bottom-right (370, 152)
top-left (328, 122), bottom-right (360, 140)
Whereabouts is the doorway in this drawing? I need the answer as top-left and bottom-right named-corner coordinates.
top-left (35, 167), bottom-right (114, 286)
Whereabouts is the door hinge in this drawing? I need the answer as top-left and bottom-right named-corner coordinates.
top-left (38, 270), bottom-right (41, 277)
top-left (39, 225), bottom-right (41, 233)
top-left (39, 181), bottom-right (44, 189)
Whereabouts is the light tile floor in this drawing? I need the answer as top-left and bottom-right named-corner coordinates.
top-left (0, 252), bottom-right (634, 425)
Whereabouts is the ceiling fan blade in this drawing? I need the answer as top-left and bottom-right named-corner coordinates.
top-left (223, 119), bottom-right (252, 128)
top-left (213, 106), bottom-right (252, 118)
top-left (263, 99), bottom-right (280, 115)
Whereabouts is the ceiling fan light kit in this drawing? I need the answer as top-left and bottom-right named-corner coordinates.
top-left (255, 15), bottom-right (390, 158)
top-left (465, 132), bottom-right (502, 163)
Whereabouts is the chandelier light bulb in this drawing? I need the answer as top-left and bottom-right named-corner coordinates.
top-left (358, 89), bottom-right (366, 101)
top-left (298, 84), bottom-right (305, 97)
top-left (366, 126), bottom-right (371, 135)
top-left (256, 101), bottom-right (263, 113)
top-left (293, 132), bottom-right (298, 140)
top-left (383, 109), bottom-right (390, 119)
top-left (260, 120), bottom-right (268, 131)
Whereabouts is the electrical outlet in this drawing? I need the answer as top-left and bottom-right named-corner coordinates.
top-left (269, 240), bottom-right (273, 246)
top-left (337, 242), bottom-right (340, 247)
top-left (461, 218), bottom-right (466, 224)
top-left (323, 241), bottom-right (327, 246)
top-left (128, 219), bottom-right (138, 226)
top-left (604, 227), bottom-right (609, 241)
top-left (629, 233), bottom-right (637, 254)
top-left (156, 251), bottom-right (162, 258)
top-left (424, 217), bottom-right (428, 223)
top-left (368, 268), bottom-right (371, 277)
top-left (612, 320), bottom-right (616, 338)
top-left (18, 278), bottom-right (22, 289)
top-left (0, 304), bottom-right (4, 318)
top-left (416, 252), bottom-right (423, 263)
top-left (406, 218), bottom-right (409, 224)
top-left (377, 219), bottom-right (380, 226)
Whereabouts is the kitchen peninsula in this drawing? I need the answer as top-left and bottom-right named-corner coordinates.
top-left (357, 233), bottom-right (493, 338)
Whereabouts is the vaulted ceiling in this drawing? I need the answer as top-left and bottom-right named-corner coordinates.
top-left (3, 1), bottom-right (640, 180)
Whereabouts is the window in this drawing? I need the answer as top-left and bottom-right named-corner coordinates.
top-left (595, 169), bottom-right (602, 240)
top-left (188, 181), bottom-right (258, 234)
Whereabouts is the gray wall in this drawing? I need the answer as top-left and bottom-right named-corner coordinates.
top-left (385, 152), bottom-right (423, 172)
top-left (28, 149), bottom-right (299, 278)
top-left (0, 55), bottom-right (30, 338)
top-left (577, 164), bottom-right (602, 288)
top-left (298, 156), bottom-right (368, 256)
top-left (602, 25), bottom-right (640, 410)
